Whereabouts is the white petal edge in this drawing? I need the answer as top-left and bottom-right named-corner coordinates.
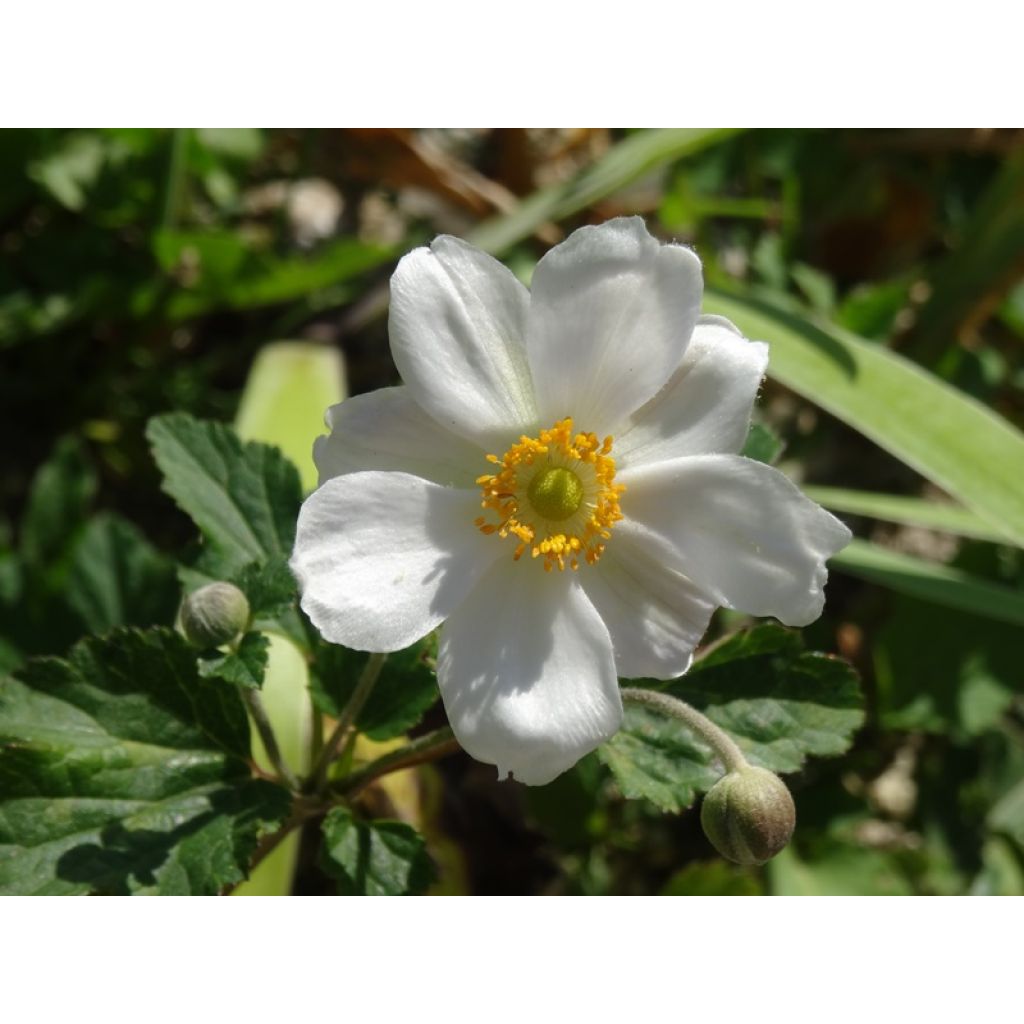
top-left (614, 319), bottom-right (769, 470)
top-left (526, 216), bottom-right (703, 436)
top-left (291, 472), bottom-right (501, 652)
top-left (314, 387), bottom-right (484, 489)
top-left (438, 560), bottom-right (622, 786)
top-left (388, 235), bottom-right (537, 449)
top-left (618, 455), bottom-right (852, 627)
top-left (580, 526), bottom-right (717, 679)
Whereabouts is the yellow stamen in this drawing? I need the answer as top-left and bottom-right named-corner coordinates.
top-left (475, 417), bottom-right (625, 572)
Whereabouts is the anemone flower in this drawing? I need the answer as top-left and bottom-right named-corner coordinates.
top-left (291, 217), bottom-right (851, 785)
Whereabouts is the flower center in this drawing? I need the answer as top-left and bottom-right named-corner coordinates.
top-left (527, 466), bottom-right (583, 522)
top-left (474, 417), bottom-right (625, 572)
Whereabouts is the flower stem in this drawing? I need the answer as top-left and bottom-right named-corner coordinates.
top-left (308, 652), bottom-right (387, 793)
top-left (334, 726), bottom-right (459, 799)
top-left (244, 689), bottom-right (301, 792)
top-left (621, 688), bottom-right (748, 774)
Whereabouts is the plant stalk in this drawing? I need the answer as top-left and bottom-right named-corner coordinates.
top-left (621, 688), bottom-right (748, 774)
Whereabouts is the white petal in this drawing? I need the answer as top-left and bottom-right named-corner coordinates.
top-left (526, 217), bottom-right (702, 435)
top-left (614, 319), bottom-right (769, 469)
top-left (619, 455), bottom-right (852, 627)
top-left (580, 527), bottom-right (717, 679)
top-left (314, 387), bottom-right (484, 489)
top-left (438, 561), bottom-right (622, 786)
top-left (388, 236), bottom-right (536, 448)
top-left (291, 472), bottom-right (500, 652)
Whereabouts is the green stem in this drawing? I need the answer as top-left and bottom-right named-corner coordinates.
top-left (621, 688), bottom-right (748, 774)
top-left (162, 128), bottom-right (189, 229)
top-left (308, 652), bottom-right (387, 793)
top-left (334, 726), bottom-right (459, 799)
top-left (244, 689), bottom-right (301, 792)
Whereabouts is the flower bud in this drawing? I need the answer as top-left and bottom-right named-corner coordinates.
top-left (700, 765), bottom-right (796, 866)
top-left (180, 582), bottom-right (250, 649)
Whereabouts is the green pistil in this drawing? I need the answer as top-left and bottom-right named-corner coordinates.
top-left (527, 466), bottom-right (584, 522)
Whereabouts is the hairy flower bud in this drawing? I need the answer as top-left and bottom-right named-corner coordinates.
top-left (180, 583), bottom-right (250, 649)
top-left (700, 765), bottom-right (796, 866)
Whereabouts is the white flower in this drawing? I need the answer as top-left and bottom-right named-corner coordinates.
top-left (291, 217), bottom-right (851, 786)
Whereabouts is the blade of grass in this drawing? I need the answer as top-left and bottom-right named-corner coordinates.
top-left (706, 289), bottom-right (1024, 547)
top-left (468, 129), bottom-right (742, 255)
top-left (831, 539), bottom-right (1024, 626)
top-left (803, 487), bottom-right (1008, 543)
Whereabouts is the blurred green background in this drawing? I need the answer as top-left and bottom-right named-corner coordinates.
top-left (2, 128), bottom-right (1023, 895)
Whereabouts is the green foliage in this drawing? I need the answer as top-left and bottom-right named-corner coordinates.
top-left (706, 289), bottom-right (1024, 547)
top-left (0, 628), bottom-right (289, 895)
top-left (599, 626), bottom-right (864, 813)
top-left (148, 413), bottom-right (302, 579)
top-left (310, 638), bottom-right (440, 742)
top-left (319, 807), bottom-right (435, 896)
top-left (198, 632), bottom-right (271, 690)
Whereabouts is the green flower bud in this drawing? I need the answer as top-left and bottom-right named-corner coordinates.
top-left (180, 582), bottom-right (250, 649)
top-left (700, 765), bottom-right (796, 866)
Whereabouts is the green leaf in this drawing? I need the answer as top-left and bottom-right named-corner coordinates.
top-left (319, 807), bottom-right (434, 896)
top-left (767, 842), bottom-right (913, 896)
top-left (832, 538), bottom-right (1024, 626)
top-left (64, 514), bottom-right (179, 634)
top-left (704, 289), bottom-right (1024, 547)
top-left (661, 860), bottom-right (763, 896)
top-left (598, 707), bottom-right (719, 813)
top-left (147, 413), bottom-right (302, 580)
top-left (21, 437), bottom-right (97, 568)
top-left (0, 628), bottom-right (289, 895)
top-left (741, 423), bottom-right (784, 465)
top-left (468, 129), bottom-right (742, 256)
top-left (875, 597), bottom-right (1023, 736)
top-left (198, 632), bottom-right (270, 690)
top-left (232, 558), bottom-right (297, 621)
top-left (599, 626), bottom-right (863, 813)
top-left (802, 486), bottom-right (1007, 543)
top-left (310, 638), bottom-right (439, 742)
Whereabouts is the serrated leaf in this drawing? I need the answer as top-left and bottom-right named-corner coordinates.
top-left (147, 413), bottom-right (302, 580)
top-left (319, 807), bottom-right (434, 896)
top-left (310, 638), bottom-right (439, 741)
top-left (64, 514), bottom-right (179, 634)
top-left (0, 628), bottom-right (289, 895)
top-left (198, 632), bottom-right (270, 689)
top-left (598, 706), bottom-right (719, 812)
top-left (231, 558), bottom-right (297, 620)
top-left (600, 625), bottom-right (863, 813)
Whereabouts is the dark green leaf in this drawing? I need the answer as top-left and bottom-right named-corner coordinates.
top-left (319, 807), bottom-right (434, 896)
top-left (310, 637), bottom-right (439, 741)
top-left (0, 628), bottom-right (289, 895)
top-left (875, 597), bottom-right (1022, 736)
top-left (232, 558), bottom-right (297, 620)
top-left (21, 437), bottom-right (97, 568)
top-left (64, 514), bottom-right (179, 634)
top-left (147, 413), bottom-right (302, 579)
top-left (198, 632), bottom-right (270, 690)
top-left (661, 860), bottom-right (763, 896)
top-left (600, 626), bottom-right (863, 813)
